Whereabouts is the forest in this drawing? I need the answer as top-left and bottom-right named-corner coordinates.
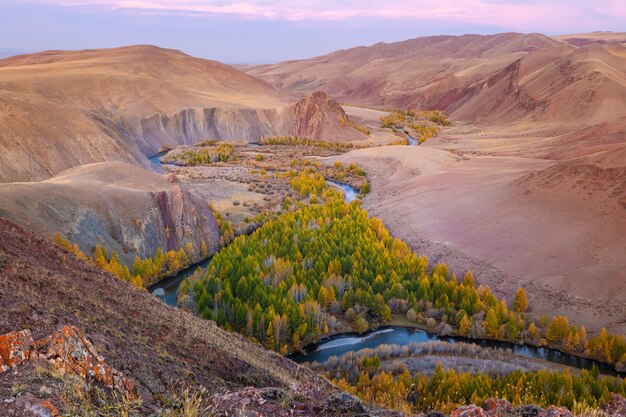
top-left (181, 173), bottom-right (626, 367)
top-left (379, 109), bottom-right (449, 144)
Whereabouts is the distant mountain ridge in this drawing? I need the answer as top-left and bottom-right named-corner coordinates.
top-left (244, 32), bottom-right (626, 159)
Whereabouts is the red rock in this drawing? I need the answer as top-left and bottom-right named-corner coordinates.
top-left (0, 326), bottom-right (136, 399)
top-left (482, 398), bottom-right (512, 416)
top-left (36, 326), bottom-right (137, 398)
top-left (15, 393), bottom-right (61, 417)
top-left (0, 329), bottom-right (34, 370)
top-left (451, 405), bottom-right (488, 417)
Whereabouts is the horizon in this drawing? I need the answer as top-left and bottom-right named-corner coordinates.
top-left (1, 1), bottom-right (626, 63)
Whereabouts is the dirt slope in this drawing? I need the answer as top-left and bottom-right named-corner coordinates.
top-left (0, 45), bottom-right (365, 182)
top-left (0, 220), bottom-right (323, 411)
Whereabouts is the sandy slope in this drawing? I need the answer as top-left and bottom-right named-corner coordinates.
top-left (331, 146), bottom-right (626, 334)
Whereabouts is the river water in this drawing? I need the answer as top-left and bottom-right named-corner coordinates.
top-left (288, 326), bottom-right (624, 377)
top-left (405, 131), bottom-right (418, 145)
top-left (327, 180), bottom-right (359, 203)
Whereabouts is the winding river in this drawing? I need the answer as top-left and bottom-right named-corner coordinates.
top-left (288, 326), bottom-right (625, 377)
top-left (148, 179), bottom-right (361, 303)
top-left (147, 151), bottom-right (623, 377)
top-left (327, 180), bottom-right (359, 203)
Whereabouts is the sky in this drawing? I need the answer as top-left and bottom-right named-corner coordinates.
top-left (1, 1), bottom-right (625, 63)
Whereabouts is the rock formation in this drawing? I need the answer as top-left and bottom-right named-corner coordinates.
top-left (0, 161), bottom-right (220, 265)
top-left (0, 326), bottom-right (136, 398)
top-left (291, 91), bottom-right (368, 142)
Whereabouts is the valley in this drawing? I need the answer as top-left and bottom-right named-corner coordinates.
top-left (1, 30), bottom-right (625, 417)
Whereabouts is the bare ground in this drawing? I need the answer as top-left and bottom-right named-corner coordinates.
top-left (329, 146), bottom-right (626, 335)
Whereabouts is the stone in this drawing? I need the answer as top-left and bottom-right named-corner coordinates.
top-left (483, 398), bottom-right (512, 416)
top-left (15, 393), bottom-right (61, 417)
top-left (323, 392), bottom-right (366, 414)
top-left (0, 326), bottom-right (137, 399)
top-left (511, 405), bottom-right (544, 417)
top-left (542, 405), bottom-right (574, 417)
top-left (450, 405), bottom-right (487, 417)
top-left (0, 329), bottom-right (34, 370)
top-left (35, 326), bottom-right (137, 398)
top-left (601, 393), bottom-right (626, 417)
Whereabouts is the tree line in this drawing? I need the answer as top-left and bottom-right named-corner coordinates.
top-left (332, 362), bottom-right (626, 414)
top-left (55, 233), bottom-right (207, 288)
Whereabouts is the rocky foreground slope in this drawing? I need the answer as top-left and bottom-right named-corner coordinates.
top-left (0, 45), bottom-right (366, 182)
top-left (0, 219), bottom-right (402, 416)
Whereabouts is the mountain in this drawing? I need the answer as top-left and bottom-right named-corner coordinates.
top-left (244, 33), bottom-right (561, 107)
top-left (0, 45), bottom-right (365, 182)
top-left (244, 32), bottom-right (626, 158)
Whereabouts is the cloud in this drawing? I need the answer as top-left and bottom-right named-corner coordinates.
top-left (8, 0), bottom-right (625, 30)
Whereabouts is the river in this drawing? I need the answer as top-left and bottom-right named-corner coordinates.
top-left (405, 131), bottom-right (418, 145)
top-left (146, 153), bottom-right (623, 377)
top-left (327, 180), bottom-right (359, 203)
top-left (288, 326), bottom-right (625, 377)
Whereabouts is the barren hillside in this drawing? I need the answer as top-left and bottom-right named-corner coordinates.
top-left (0, 45), bottom-right (365, 182)
top-left (0, 219), bottom-right (333, 415)
top-left (0, 161), bottom-right (221, 264)
top-left (245, 32), bottom-right (626, 158)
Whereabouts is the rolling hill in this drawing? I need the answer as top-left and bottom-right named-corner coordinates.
top-left (245, 32), bottom-right (626, 158)
top-left (0, 45), bottom-right (366, 182)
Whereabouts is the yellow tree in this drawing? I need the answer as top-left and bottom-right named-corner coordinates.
top-left (459, 313), bottom-right (472, 337)
top-left (513, 288), bottom-right (529, 313)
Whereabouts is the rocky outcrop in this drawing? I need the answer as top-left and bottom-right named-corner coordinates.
top-left (447, 399), bottom-right (577, 417)
top-left (0, 330), bottom-right (34, 371)
top-left (0, 161), bottom-right (220, 265)
top-left (291, 91), bottom-right (368, 142)
top-left (138, 106), bottom-right (292, 151)
top-left (0, 326), bottom-right (136, 398)
top-left (451, 405), bottom-right (487, 417)
top-left (601, 393), bottom-right (626, 417)
top-left (483, 398), bottom-right (512, 416)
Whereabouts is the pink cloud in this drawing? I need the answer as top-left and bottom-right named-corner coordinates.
top-left (9, 0), bottom-right (623, 30)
